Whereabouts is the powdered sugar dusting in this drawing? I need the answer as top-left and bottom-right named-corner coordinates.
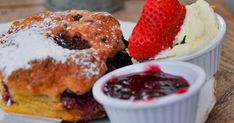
top-left (0, 27), bottom-right (101, 80)
top-left (0, 29), bottom-right (75, 79)
top-left (92, 12), bottom-right (111, 17)
top-left (72, 49), bottom-right (101, 77)
top-left (0, 10), bottom-right (119, 80)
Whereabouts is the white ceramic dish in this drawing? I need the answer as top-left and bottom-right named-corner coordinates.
top-left (0, 21), bottom-right (217, 123)
top-left (123, 14), bottom-right (226, 80)
top-left (93, 61), bottom-right (206, 123)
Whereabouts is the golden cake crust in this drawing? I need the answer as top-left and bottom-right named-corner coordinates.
top-left (0, 10), bottom-right (126, 121)
top-left (1, 10), bottom-right (125, 98)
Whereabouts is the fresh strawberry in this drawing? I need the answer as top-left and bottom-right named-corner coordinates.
top-left (129, 0), bottom-right (186, 61)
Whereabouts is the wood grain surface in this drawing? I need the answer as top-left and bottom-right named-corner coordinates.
top-left (0, 0), bottom-right (234, 123)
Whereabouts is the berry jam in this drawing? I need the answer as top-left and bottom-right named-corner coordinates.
top-left (61, 89), bottom-right (105, 118)
top-left (53, 32), bottom-right (91, 50)
top-left (2, 82), bottom-right (14, 105)
top-left (103, 65), bottom-right (190, 101)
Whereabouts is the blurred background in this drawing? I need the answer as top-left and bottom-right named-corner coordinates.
top-left (0, 0), bottom-right (233, 23)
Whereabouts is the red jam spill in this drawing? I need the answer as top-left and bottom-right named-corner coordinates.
top-left (103, 65), bottom-right (190, 101)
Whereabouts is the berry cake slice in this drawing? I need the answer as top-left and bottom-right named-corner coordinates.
top-left (0, 10), bottom-right (132, 122)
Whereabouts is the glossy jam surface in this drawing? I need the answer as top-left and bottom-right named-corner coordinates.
top-left (103, 65), bottom-right (190, 101)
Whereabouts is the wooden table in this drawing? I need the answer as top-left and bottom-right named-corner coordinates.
top-left (0, 0), bottom-right (234, 122)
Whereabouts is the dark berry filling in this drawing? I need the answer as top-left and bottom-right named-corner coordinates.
top-left (106, 50), bottom-right (133, 73)
top-left (0, 34), bottom-right (6, 44)
top-left (122, 35), bottom-right (129, 47)
top-left (0, 40), bottom-right (5, 44)
top-left (103, 65), bottom-right (189, 101)
top-left (53, 32), bottom-right (91, 50)
top-left (72, 14), bottom-right (83, 21)
top-left (2, 82), bottom-right (14, 105)
top-left (61, 89), bottom-right (105, 119)
top-left (101, 38), bottom-right (107, 44)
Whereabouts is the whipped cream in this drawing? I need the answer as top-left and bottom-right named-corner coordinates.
top-left (155, 0), bottom-right (219, 59)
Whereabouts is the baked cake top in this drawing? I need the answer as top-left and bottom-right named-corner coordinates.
top-left (0, 10), bottom-right (125, 98)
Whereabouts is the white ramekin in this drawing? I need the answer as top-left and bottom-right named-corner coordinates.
top-left (93, 61), bottom-right (206, 123)
top-left (161, 14), bottom-right (226, 80)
